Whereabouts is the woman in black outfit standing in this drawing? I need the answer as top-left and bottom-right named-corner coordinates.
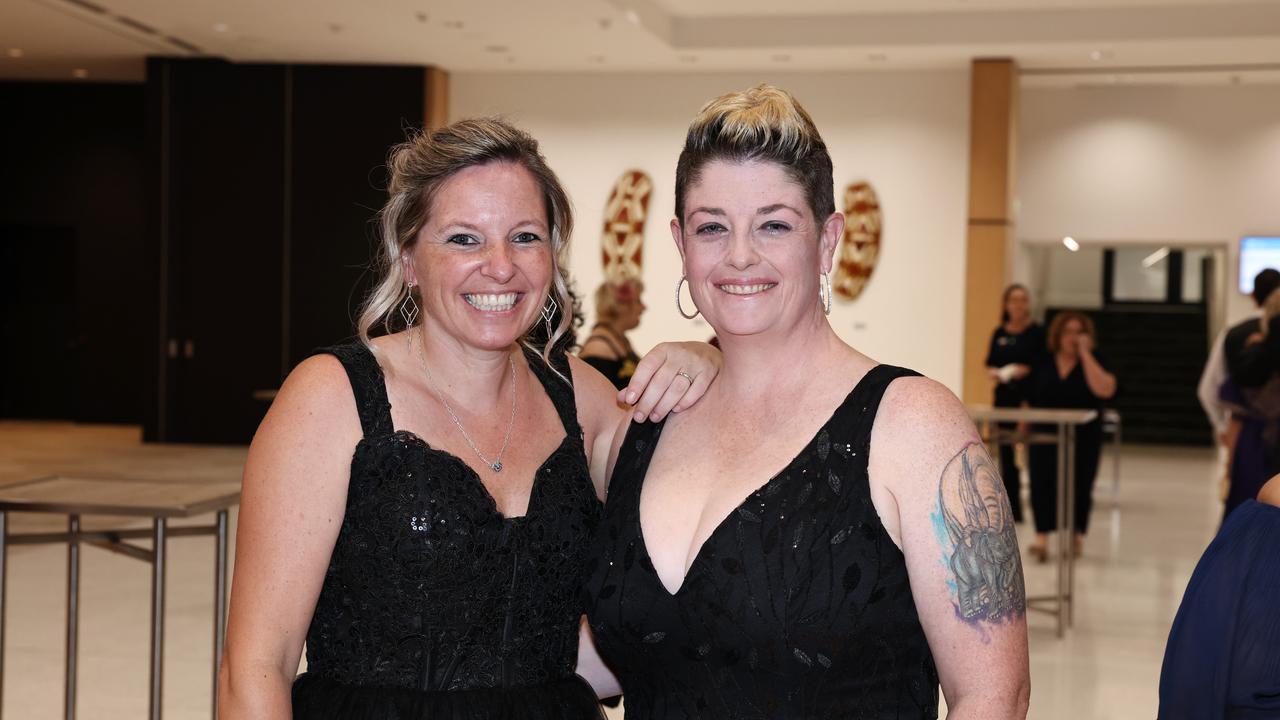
top-left (1026, 311), bottom-right (1117, 561)
top-left (985, 284), bottom-right (1046, 523)
top-left (580, 278), bottom-right (645, 390)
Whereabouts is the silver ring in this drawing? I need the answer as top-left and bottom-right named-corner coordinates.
top-left (676, 370), bottom-right (695, 384)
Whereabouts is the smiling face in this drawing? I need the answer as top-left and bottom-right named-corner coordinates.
top-left (1005, 287), bottom-right (1031, 324)
top-left (673, 159), bottom-right (841, 338)
top-left (402, 161), bottom-right (552, 351)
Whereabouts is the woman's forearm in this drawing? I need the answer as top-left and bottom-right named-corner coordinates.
top-left (1079, 350), bottom-right (1116, 399)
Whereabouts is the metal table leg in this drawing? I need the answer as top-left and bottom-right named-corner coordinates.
top-left (65, 515), bottom-right (80, 720)
top-left (149, 518), bottom-right (167, 720)
top-left (1066, 424), bottom-right (1077, 627)
top-left (1055, 422), bottom-right (1067, 638)
top-left (212, 510), bottom-right (228, 719)
top-left (0, 510), bottom-right (7, 718)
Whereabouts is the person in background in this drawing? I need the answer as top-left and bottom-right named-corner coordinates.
top-left (985, 284), bottom-right (1046, 523)
top-left (1157, 473), bottom-right (1280, 720)
top-left (1223, 269), bottom-right (1280, 387)
top-left (1199, 268), bottom-right (1280, 447)
top-left (1219, 287), bottom-right (1280, 520)
top-left (1026, 311), bottom-right (1117, 561)
top-left (579, 278), bottom-right (645, 390)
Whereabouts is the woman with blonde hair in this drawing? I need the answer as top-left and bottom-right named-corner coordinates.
top-left (1026, 310), bottom-right (1117, 561)
top-left (580, 278), bottom-right (646, 390)
top-left (585, 85), bottom-right (1029, 718)
top-left (218, 118), bottom-right (718, 718)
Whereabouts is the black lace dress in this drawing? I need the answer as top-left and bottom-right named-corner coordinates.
top-left (292, 343), bottom-right (604, 719)
top-left (584, 365), bottom-right (939, 719)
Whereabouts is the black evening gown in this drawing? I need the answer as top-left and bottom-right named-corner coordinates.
top-left (292, 343), bottom-right (604, 719)
top-left (585, 365), bottom-right (939, 719)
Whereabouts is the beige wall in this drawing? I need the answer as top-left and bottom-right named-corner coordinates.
top-left (452, 70), bottom-right (971, 390)
top-left (1016, 83), bottom-right (1280, 333)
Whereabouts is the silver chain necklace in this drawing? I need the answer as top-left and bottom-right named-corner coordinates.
top-left (411, 326), bottom-right (517, 473)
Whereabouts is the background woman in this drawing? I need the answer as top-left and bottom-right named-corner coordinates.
top-left (579, 278), bottom-right (645, 390)
top-left (1027, 310), bottom-right (1117, 561)
top-left (218, 118), bottom-right (713, 718)
top-left (586, 84), bottom-right (1029, 719)
top-left (985, 284), bottom-right (1045, 523)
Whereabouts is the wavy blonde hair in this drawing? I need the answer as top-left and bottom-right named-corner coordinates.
top-left (675, 84), bottom-right (834, 224)
top-left (357, 117), bottom-right (575, 376)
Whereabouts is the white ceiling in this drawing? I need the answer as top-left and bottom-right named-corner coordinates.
top-left (1, 0), bottom-right (1278, 85)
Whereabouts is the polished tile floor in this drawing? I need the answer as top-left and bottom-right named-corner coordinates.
top-left (0, 421), bottom-right (1220, 719)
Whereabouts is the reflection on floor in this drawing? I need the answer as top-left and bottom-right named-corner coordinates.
top-left (0, 421), bottom-right (1219, 719)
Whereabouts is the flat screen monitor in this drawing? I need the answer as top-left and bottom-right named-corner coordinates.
top-left (1240, 236), bottom-right (1280, 294)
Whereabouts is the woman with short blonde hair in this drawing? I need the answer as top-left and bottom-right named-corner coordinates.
top-left (585, 85), bottom-right (1030, 718)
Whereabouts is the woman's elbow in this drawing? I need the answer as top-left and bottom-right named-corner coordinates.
top-left (217, 650), bottom-right (294, 718)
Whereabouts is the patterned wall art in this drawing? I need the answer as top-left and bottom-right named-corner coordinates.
top-left (600, 169), bottom-right (652, 284)
top-left (833, 181), bottom-right (882, 302)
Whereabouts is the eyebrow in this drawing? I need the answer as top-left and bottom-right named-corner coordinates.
top-left (686, 204), bottom-right (802, 218)
top-left (439, 219), bottom-right (547, 233)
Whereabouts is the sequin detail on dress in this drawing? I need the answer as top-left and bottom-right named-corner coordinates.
top-left (584, 365), bottom-right (939, 719)
top-left (293, 343), bottom-right (603, 720)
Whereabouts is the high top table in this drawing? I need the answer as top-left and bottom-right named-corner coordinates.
top-left (0, 476), bottom-right (240, 719)
top-left (966, 406), bottom-right (1098, 638)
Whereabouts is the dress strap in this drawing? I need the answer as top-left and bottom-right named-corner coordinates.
top-left (845, 364), bottom-right (923, 454)
top-left (524, 346), bottom-right (583, 440)
top-left (314, 343), bottom-right (394, 440)
top-left (585, 328), bottom-right (628, 359)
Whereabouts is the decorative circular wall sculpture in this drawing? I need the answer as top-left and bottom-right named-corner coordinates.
top-left (600, 170), bottom-right (652, 284)
top-left (833, 181), bottom-right (882, 302)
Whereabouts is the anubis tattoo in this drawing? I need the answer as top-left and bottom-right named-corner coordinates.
top-left (937, 443), bottom-right (1026, 623)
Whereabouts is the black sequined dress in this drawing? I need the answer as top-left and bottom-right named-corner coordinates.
top-left (292, 343), bottom-right (604, 719)
top-left (584, 365), bottom-right (939, 719)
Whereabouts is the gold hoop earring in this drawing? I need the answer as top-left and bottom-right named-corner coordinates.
top-left (675, 276), bottom-right (700, 320)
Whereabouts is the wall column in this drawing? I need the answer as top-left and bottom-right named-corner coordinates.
top-left (963, 58), bottom-right (1019, 404)
top-left (426, 67), bottom-right (449, 130)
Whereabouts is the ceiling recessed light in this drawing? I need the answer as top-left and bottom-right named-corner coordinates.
top-left (415, 12), bottom-right (428, 23)
top-left (213, 23), bottom-right (229, 33)
top-left (1090, 50), bottom-right (1103, 61)
top-left (771, 53), bottom-right (791, 63)
top-left (72, 68), bottom-right (89, 79)
top-left (679, 54), bottom-right (697, 63)
top-left (623, 9), bottom-right (641, 24)
top-left (506, 56), bottom-right (516, 64)
top-left (867, 52), bottom-right (888, 62)
top-left (484, 45), bottom-right (508, 53)
top-left (443, 20), bottom-right (464, 29)
top-left (1062, 236), bottom-right (1080, 252)
top-left (7, 48), bottom-right (23, 58)
top-left (328, 23), bottom-right (343, 33)
top-left (589, 55), bottom-right (605, 63)
top-left (598, 18), bottom-right (612, 30)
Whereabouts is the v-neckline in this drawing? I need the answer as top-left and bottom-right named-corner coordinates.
top-left (633, 366), bottom-right (881, 597)
top-left (379, 346), bottom-right (571, 523)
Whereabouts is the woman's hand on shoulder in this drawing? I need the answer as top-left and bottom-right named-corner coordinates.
top-left (620, 341), bottom-right (721, 422)
top-left (869, 377), bottom-right (1030, 719)
top-left (219, 353), bottom-right (361, 717)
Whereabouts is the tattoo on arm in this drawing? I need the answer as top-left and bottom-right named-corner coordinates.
top-left (934, 442), bottom-right (1026, 624)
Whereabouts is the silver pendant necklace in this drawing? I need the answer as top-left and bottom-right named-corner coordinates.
top-left (411, 326), bottom-right (517, 473)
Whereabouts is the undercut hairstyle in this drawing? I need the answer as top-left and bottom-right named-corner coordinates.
top-left (675, 84), bottom-right (835, 225)
top-left (1046, 310), bottom-right (1097, 354)
top-left (356, 117), bottom-right (575, 375)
